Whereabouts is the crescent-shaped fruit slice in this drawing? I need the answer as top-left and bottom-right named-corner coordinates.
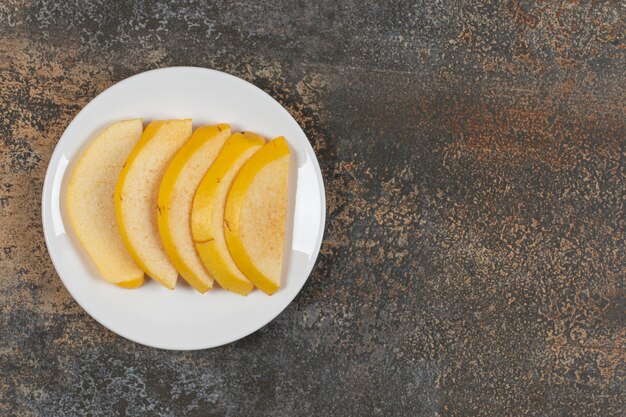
top-left (157, 124), bottom-right (231, 293)
top-left (115, 119), bottom-right (192, 289)
top-left (191, 132), bottom-right (265, 295)
top-left (66, 119), bottom-right (145, 288)
top-left (224, 137), bottom-right (290, 295)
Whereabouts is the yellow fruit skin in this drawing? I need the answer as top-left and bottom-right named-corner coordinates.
top-left (157, 124), bottom-right (231, 293)
top-left (224, 137), bottom-right (290, 295)
top-left (115, 275), bottom-right (145, 289)
top-left (191, 132), bottom-right (265, 295)
top-left (114, 120), bottom-right (192, 289)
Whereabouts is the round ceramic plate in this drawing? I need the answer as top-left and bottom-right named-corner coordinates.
top-left (42, 67), bottom-right (325, 350)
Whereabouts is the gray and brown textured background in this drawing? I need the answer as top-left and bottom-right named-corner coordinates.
top-left (1, 1), bottom-right (624, 416)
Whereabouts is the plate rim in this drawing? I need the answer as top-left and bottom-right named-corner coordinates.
top-left (41, 66), bottom-right (326, 350)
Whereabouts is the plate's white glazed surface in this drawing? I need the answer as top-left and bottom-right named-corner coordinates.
top-left (41, 67), bottom-right (325, 350)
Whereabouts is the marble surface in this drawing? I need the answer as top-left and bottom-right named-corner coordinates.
top-left (1, 1), bottom-right (624, 416)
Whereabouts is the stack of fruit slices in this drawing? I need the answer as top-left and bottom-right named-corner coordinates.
top-left (66, 119), bottom-right (290, 296)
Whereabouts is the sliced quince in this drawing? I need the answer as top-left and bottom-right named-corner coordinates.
top-left (224, 137), bottom-right (290, 295)
top-left (115, 119), bottom-right (192, 289)
top-left (67, 119), bottom-right (145, 288)
top-left (157, 124), bottom-right (230, 293)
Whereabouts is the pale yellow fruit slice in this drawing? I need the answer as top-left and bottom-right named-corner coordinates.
top-left (115, 119), bottom-right (192, 289)
top-left (224, 137), bottom-right (290, 295)
top-left (157, 124), bottom-right (231, 293)
top-left (66, 119), bottom-right (145, 288)
top-left (191, 132), bottom-right (265, 295)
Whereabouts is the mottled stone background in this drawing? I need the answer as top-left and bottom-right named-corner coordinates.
top-left (1, 1), bottom-right (624, 416)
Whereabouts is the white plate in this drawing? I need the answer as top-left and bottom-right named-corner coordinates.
top-left (42, 67), bottom-right (325, 350)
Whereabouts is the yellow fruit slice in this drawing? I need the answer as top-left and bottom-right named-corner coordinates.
top-left (157, 124), bottom-right (231, 293)
top-left (191, 132), bottom-right (265, 295)
top-left (66, 119), bottom-right (145, 288)
top-left (115, 119), bottom-right (192, 289)
top-left (224, 137), bottom-right (290, 295)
